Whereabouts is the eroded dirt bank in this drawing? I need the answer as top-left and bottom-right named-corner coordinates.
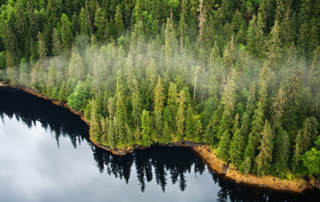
top-left (1, 83), bottom-right (318, 193)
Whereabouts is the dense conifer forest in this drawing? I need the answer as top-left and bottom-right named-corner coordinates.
top-left (0, 0), bottom-right (320, 179)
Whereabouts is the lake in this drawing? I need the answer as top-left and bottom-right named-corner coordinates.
top-left (0, 87), bottom-right (319, 201)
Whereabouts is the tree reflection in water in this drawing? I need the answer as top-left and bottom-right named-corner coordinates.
top-left (1, 87), bottom-right (319, 202)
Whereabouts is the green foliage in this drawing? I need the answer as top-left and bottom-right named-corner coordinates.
top-left (141, 110), bottom-right (152, 147)
top-left (67, 81), bottom-right (90, 111)
top-left (229, 126), bottom-right (245, 167)
top-left (301, 148), bottom-right (320, 175)
top-left (218, 130), bottom-right (231, 161)
top-left (0, 52), bottom-right (6, 69)
top-left (255, 120), bottom-right (274, 176)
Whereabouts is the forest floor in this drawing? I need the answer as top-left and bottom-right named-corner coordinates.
top-left (1, 83), bottom-right (318, 193)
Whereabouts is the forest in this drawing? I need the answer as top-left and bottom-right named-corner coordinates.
top-left (0, 0), bottom-right (320, 179)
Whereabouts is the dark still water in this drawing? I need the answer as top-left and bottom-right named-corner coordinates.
top-left (0, 87), bottom-right (319, 202)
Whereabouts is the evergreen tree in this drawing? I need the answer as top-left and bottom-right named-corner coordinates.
top-left (273, 130), bottom-right (290, 177)
top-left (176, 90), bottom-right (186, 141)
top-left (52, 28), bottom-right (61, 56)
top-left (255, 120), bottom-right (273, 176)
top-left (154, 76), bottom-right (165, 112)
top-left (141, 110), bottom-right (152, 147)
top-left (219, 130), bottom-right (231, 161)
top-left (114, 6), bottom-right (124, 37)
top-left (90, 98), bottom-right (102, 143)
top-left (19, 58), bottom-right (30, 86)
top-left (6, 51), bottom-right (18, 84)
top-left (61, 14), bottom-right (74, 53)
top-left (58, 81), bottom-right (66, 101)
top-left (79, 7), bottom-right (91, 36)
top-left (229, 114), bottom-right (245, 167)
top-left (185, 105), bottom-right (196, 140)
top-left (95, 6), bottom-right (107, 41)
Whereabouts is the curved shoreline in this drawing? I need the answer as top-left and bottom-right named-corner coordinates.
top-left (1, 83), bottom-right (318, 193)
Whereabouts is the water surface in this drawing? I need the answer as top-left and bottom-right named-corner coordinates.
top-left (0, 87), bottom-right (319, 201)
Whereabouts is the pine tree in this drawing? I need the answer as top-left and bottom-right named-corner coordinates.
top-left (220, 69), bottom-right (237, 133)
top-left (236, 24), bottom-right (247, 45)
top-left (255, 120), bottom-right (273, 176)
top-left (101, 116), bottom-right (109, 145)
top-left (176, 90), bottom-right (187, 141)
top-left (247, 14), bottom-right (257, 55)
top-left (79, 7), bottom-right (91, 36)
top-left (308, 18), bottom-right (319, 56)
top-left (19, 58), bottom-right (30, 86)
top-left (297, 22), bottom-right (309, 56)
top-left (267, 21), bottom-right (282, 70)
top-left (61, 14), bottom-right (73, 52)
top-left (255, 13), bottom-right (266, 59)
top-left (94, 6), bottom-right (107, 41)
top-left (301, 117), bottom-right (319, 153)
top-left (154, 76), bottom-right (165, 112)
top-left (52, 28), bottom-right (61, 56)
top-left (116, 93), bottom-right (128, 124)
top-left (58, 81), bottom-right (66, 101)
top-left (141, 110), bottom-right (152, 147)
top-left (132, 79), bottom-right (142, 127)
top-left (37, 32), bottom-right (46, 59)
top-left (232, 9), bottom-right (242, 33)
top-left (90, 98), bottom-right (102, 143)
top-left (293, 130), bottom-right (302, 173)
top-left (219, 130), bottom-right (231, 161)
top-left (243, 156), bottom-right (251, 176)
top-left (229, 114), bottom-right (245, 167)
top-left (273, 130), bottom-right (290, 177)
top-left (168, 82), bottom-right (179, 116)
top-left (244, 64), bottom-right (268, 163)
top-left (185, 105), bottom-right (196, 140)
top-left (165, 18), bottom-right (177, 71)
top-left (6, 51), bottom-right (18, 84)
top-left (114, 6), bottom-right (124, 37)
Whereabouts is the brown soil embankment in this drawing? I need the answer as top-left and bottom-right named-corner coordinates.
top-left (1, 84), bottom-right (318, 193)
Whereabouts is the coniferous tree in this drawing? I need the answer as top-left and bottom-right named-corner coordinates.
top-left (61, 14), bottom-right (74, 53)
top-left (176, 90), bottom-right (187, 141)
top-left (141, 110), bottom-right (152, 147)
top-left (219, 130), bottom-right (231, 161)
top-left (114, 6), bottom-right (124, 38)
top-left (255, 120), bottom-right (273, 176)
top-left (52, 28), bottom-right (61, 56)
top-left (273, 130), bottom-right (290, 177)
top-left (90, 98), bottom-right (102, 142)
top-left (6, 51), bottom-right (18, 84)
top-left (229, 114), bottom-right (245, 167)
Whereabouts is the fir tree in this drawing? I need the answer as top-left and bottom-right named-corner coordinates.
top-left (219, 130), bottom-right (231, 161)
top-left (141, 110), bottom-right (152, 147)
top-left (255, 120), bottom-right (273, 176)
top-left (114, 6), bottom-right (124, 37)
top-left (273, 130), bottom-right (290, 177)
top-left (176, 90), bottom-right (186, 141)
top-left (154, 76), bottom-right (165, 112)
top-left (6, 51), bottom-right (18, 84)
top-left (61, 14), bottom-right (73, 52)
top-left (229, 114), bottom-right (245, 167)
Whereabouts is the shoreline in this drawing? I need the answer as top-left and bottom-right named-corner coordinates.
top-left (1, 83), bottom-right (318, 193)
